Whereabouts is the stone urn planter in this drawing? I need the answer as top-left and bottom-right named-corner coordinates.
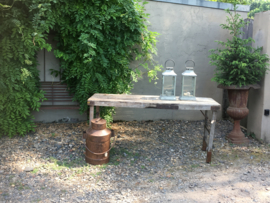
top-left (218, 84), bottom-right (260, 144)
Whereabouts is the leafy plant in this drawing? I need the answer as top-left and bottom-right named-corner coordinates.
top-left (248, 0), bottom-right (270, 18)
top-left (0, 0), bottom-right (55, 137)
top-left (208, 0), bottom-right (249, 5)
top-left (51, 0), bottom-right (161, 123)
top-left (248, 131), bottom-right (256, 139)
top-left (0, 0), bottom-right (160, 136)
top-left (209, 5), bottom-right (269, 87)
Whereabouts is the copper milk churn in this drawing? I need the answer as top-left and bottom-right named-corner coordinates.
top-left (83, 118), bottom-right (115, 165)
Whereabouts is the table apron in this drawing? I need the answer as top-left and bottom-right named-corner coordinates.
top-left (88, 102), bottom-right (216, 111)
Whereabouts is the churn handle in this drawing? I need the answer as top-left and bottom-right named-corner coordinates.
top-left (84, 129), bottom-right (117, 155)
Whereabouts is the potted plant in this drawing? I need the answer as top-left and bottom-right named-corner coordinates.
top-left (209, 5), bottom-right (269, 144)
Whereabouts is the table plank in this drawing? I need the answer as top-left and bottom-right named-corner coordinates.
top-left (88, 94), bottom-right (220, 111)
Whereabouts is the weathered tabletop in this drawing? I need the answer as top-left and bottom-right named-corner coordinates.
top-left (87, 94), bottom-right (220, 110)
top-left (87, 94), bottom-right (221, 163)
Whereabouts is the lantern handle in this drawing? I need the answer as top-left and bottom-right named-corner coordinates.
top-left (165, 59), bottom-right (175, 68)
top-left (185, 60), bottom-right (195, 68)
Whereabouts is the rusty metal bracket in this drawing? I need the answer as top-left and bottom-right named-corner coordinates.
top-left (202, 139), bottom-right (207, 151)
top-left (200, 110), bottom-right (210, 120)
top-left (211, 106), bottom-right (220, 111)
top-left (206, 151), bottom-right (212, 163)
top-left (204, 125), bottom-right (210, 134)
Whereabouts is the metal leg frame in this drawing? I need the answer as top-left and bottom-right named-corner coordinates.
top-left (201, 110), bottom-right (208, 151)
top-left (90, 106), bottom-right (217, 163)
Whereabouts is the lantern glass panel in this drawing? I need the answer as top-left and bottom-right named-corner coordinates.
top-left (183, 76), bottom-right (195, 97)
top-left (163, 76), bottom-right (175, 96)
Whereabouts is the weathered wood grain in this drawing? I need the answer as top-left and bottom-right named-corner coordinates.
top-left (88, 94), bottom-right (221, 111)
top-left (208, 111), bottom-right (217, 152)
top-left (89, 105), bottom-right (94, 127)
top-left (206, 111), bottom-right (217, 163)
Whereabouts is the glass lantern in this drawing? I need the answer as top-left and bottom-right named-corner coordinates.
top-left (160, 59), bottom-right (177, 100)
top-left (180, 60), bottom-right (197, 101)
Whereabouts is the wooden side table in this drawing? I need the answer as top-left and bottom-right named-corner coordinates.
top-left (87, 94), bottom-right (221, 163)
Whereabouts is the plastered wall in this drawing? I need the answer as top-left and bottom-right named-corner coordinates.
top-left (247, 11), bottom-right (270, 142)
top-left (113, 0), bottom-right (248, 121)
top-left (33, 0), bottom-right (249, 122)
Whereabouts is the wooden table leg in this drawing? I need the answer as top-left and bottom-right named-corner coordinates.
top-left (95, 106), bottom-right (100, 118)
top-left (89, 105), bottom-right (94, 127)
top-left (206, 111), bottom-right (217, 163)
top-left (202, 110), bottom-right (208, 151)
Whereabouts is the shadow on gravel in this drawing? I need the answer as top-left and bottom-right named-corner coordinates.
top-left (1, 120), bottom-right (269, 202)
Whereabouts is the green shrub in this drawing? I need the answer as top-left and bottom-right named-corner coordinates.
top-left (0, 0), bottom-right (160, 136)
top-left (51, 0), bottom-right (161, 122)
top-left (209, 5), bottom-right (269, 87)
top-left (0, 1), bottom-right (54, 137)
top-left (249, 1), bottom-right (270, 18)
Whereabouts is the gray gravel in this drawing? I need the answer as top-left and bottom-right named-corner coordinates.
top-left (0, 119), bottom-right (270, 202)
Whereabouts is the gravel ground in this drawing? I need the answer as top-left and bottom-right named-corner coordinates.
top-left (0, 119), bottom-right (270, 203)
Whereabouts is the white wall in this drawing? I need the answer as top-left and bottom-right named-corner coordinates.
top-left (113, 0), bottom-right (248, 121)
top-left (248, 11), bottom-right (270, 142)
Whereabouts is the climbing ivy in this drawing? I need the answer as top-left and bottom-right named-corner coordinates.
top-left (0, 0), bottom-right (55, 137)
top-left (0, 0), bottom-right (160, 136)
top-left (51, 0), bottom-right (161, 122)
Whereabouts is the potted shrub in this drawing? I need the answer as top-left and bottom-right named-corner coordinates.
top-left (209, 5), bottom-right (269, 144)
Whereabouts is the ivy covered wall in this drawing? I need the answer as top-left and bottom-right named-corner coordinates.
top-left (0, 0), bottom-right (160, 137)
top-left (0, 1), bottom-right (55, 137)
